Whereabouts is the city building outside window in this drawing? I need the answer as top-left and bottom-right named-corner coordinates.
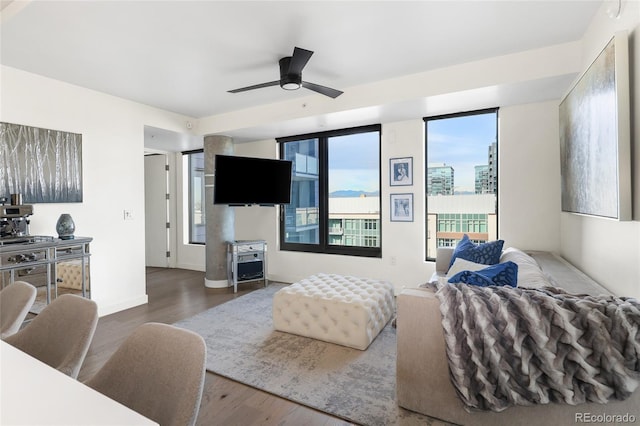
top-left (424, 109), bottom-right (498, 261)
top-left (278, 125), bottom-right (381, 257)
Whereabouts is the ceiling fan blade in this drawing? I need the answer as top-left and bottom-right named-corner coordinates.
top-left (288, 47), bottom-right (313, 75)
top-left (301, 81), bottom-right (343, 99)
top-left (227, 80), bottom-right (279, 93)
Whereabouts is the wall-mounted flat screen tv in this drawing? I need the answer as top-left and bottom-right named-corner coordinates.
top-left (213, 154), bottom-right (292, 206)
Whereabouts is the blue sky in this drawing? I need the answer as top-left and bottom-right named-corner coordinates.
top-left (328, 131), bottom-right (380, 193)
top-left (427, 112), bottom-right (497, 192)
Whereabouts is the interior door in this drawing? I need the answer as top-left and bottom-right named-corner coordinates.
top-left (144, 154), bottom-right (169, 267)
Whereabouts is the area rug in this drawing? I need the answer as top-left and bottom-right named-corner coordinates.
top-left (174, 283), bottom-right (448, 426)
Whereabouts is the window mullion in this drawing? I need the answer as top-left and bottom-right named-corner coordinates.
top-left (318, 135), bottom-right (329, 249)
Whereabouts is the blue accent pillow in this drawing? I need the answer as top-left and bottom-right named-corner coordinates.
top-left (448, 234), bottom-right (504, 269)
top-left (448, 261), bottom-right (519, 287)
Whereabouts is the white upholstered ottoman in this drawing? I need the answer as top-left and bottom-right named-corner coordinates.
top-left (272, 273), bottom-right (394, 350)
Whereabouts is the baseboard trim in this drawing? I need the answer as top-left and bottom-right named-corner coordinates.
top-left (97, 294), bottom-right (149, 317)
top-left (204, 278), bottom-right (229, 289)
top-left (175, 262), bottom-right (205, 272)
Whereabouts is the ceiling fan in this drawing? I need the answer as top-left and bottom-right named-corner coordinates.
top-left (228, 47), bottom-right (343, 99)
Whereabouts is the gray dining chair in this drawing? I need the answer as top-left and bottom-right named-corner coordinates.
top-left (84, 322), bottom-right (207, 426)
top-left (3, 293), bottom-right (98, 379)
top-left (0, 281), bottom-right (37, 339)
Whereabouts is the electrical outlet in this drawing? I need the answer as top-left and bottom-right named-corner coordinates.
top-left (390, 256), bottom-right (397, 266)
top-left (123, 210), bottom-right (134, 221)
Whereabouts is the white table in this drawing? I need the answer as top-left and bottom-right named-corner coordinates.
top-left (0, 341), bottom-right (157, 425)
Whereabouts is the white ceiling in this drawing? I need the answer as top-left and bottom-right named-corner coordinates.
top-left (1, 0), bottom-right (604, 150)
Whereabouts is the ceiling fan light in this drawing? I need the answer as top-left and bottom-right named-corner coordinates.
top-left (282, 82), bottom-right (301, 90)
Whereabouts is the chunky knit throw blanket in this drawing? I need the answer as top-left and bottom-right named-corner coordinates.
top-left (430, 283), bottom-right (640, 412)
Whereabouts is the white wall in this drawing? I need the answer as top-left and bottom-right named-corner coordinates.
top-left (498, 101), bottom-right (562, 251)
top-left (0, 66), bottom-right (197, 315)
top-left (559, 1), bottom-right (640, 298)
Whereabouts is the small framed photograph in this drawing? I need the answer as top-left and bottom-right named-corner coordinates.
top-left (390, 157), bottom-right (413, 186)
top-left (390, 193), bottom-right (414, 222)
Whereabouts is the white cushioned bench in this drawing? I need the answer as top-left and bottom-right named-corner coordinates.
top-left (272, 273), bottom-right (394, 350)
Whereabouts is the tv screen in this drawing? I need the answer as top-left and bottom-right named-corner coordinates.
top-left (213, 154), bottom-right (292, 205)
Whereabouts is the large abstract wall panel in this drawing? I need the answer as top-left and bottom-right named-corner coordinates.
top-left (559, 32), bottom-right (631, 221)
top-left (0, 122), bottom-right (83, 203)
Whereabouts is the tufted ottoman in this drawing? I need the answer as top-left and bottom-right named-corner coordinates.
top-left (272, 273), bottom-right (395, 350)
top-left (56, 260), bottom-right (90, 291)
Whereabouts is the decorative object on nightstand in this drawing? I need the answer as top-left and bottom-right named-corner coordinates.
top-left (56, 213), bottom-right (75, 240)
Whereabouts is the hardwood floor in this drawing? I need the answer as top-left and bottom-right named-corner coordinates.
top-left (77, 267), bottom-right (352, 426)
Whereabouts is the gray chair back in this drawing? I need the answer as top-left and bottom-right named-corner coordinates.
top-left (4, 293), bottom-right (98, 379)
top-left (84, 322), bottom-right (207, 426)
top-left (0, 281), bottom-right (37, 339)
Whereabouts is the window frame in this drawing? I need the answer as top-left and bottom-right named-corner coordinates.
top-left (424, 108), bottom-right (499, 261)
top-left (278, 124), bottom-right (382, 258)
top-left (183, 149), bottom-right (205, 245)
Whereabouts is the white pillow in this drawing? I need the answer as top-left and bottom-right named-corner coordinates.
top-left (446, 258), bottom-right (488, 278)
top-left (499, 247), bottom-right (539, 267)
top-left (499, 247), bottom-right (551, 288)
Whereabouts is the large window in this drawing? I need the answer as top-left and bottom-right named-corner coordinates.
top-left (425, 109), bottom-right (498, 260)
top-left (278, 125), bottom-right (381, 257)
top-left (185, 150), bottom-right (205, 244)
